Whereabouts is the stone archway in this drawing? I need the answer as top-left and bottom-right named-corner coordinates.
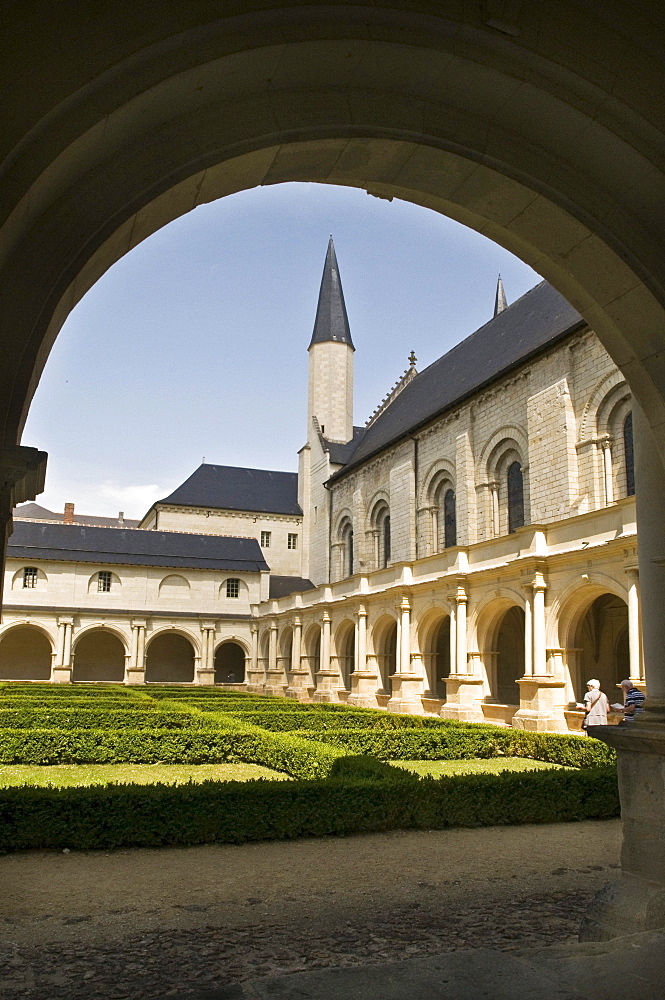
top-left (72, 629), bottom-right (126, 682)
top-left (214, 641), bottom-right (246, 685)
top-left (420, 614), bottom-right (451, 700)
top-left (494, 606), bottom-right (525, 707)
top-left (0, 625), bottom-right (52, 680)
top-left (373, 617), bottom-right (397, 695)
top-left (145, 632), bottom-right (195, 683)
top-left (2, 2), bottom-right (665, 943)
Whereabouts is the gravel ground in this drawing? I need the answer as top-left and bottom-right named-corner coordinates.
top-left (0, 820), bottom-right (621, 999)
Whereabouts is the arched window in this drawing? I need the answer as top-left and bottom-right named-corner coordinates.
top-left (507, 461), bottom-right (524, 533)
top-left (624, 411), bottom-right (635, 496)
top-left (347, 528), bottom-right (354, 576)
top-left (443, 489), bottom-right (456, 548)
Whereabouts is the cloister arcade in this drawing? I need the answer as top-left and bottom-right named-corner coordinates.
top-left (2, 0), bottom-right (664, 940)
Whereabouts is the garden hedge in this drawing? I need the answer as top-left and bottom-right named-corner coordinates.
top-left (0, 764), bottom-right (620, 852)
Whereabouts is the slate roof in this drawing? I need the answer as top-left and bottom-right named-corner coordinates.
top-left (14, 503), bottom-right (139, 528)
top-left (309, 237), bottom-right (354, 349)
top-left (324, 427), bottom-right (367, 466)
top-left (269, 576), bottom-right (316, 599)
top-left (7, 521), bottom-right (269, 573)
top-left (331, 281), bottom-right (584, 479)
top-left (157, 465), bottom-right (301, 516)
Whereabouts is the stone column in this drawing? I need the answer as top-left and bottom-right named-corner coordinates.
top-left (441, 581), bottom-right (484, 722)
top-left (626, 567), bottom-right (642, 682)
top-left (265, 621), bottom-right (286, 696)
top-left (247, 624), bottom-right (262, 692)
top-left (583, 404), bottom-right (665, 939)
top-left (388, 596), bottom-right (423, 714)
top-left (196, 624), bottom-right (216, 686)
top-left (515, 567), bottom-right (567, 732)
top-left (286, 617), bottom-right (308, 700)
top-left (52, 616), bottom-right (73, 683)
top-left (126, 620), bottom-right (146, 684)
top-left (600, 435), bottom-right (614, 504)
top-left (314, 610), bottom-right (338, 702)
top-left (0, 445), bottom-right (47, 608)
top-left (349, 604), bottom-right (376, 708)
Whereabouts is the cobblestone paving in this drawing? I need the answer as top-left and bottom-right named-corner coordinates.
top-left (0, 878), bottom-right (617, 999)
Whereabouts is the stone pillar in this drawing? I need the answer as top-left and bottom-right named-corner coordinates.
top-left (247, 624), bottom-right (263, 692)
top-left (523, 587), bottom-right (533, 676)
top-left (314, 610), bottom-right (338, 702)
top-left (387, 596), bottom-right (423, 714)
top-left (441, 582), bottom-right (484, 722)
top-left (515, 567), bottom-right (567, 732)
top-left (349, 603), bottom-right (376, 707)
top-left (286, 617), bottom-right (308, 700)
top-left (196, 624), bottom-right (216, 686)
top-left (52, 616), bottom-right (73, 683)
top-left (583, 404), bottom-right (665, 939)
top-left (126, 620), bottom-right (146, 684)
top-left (626, 567), bottom-right (642, 682)
top-left (265, 621), bottom-right (286, 696)
top-left (0, 445), bottom-right (47, 609)
top-left (601, 435), bottom-right (614, 504)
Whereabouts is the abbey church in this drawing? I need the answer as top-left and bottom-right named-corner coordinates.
top-left (1, 241), bottom-right (641, 732)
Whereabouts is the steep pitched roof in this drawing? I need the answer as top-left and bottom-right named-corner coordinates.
top-left (7, 521), bottom-right (269, 573)
top-left (324, 426), bottom-right (367, 466)
top-left (157, 464), bottom-right (301, 516)
top-left (309, 237), bottom-right (354, 349)
top-left (331, 281), bottom-right (584, 479)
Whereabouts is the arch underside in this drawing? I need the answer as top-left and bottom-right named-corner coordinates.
top-left (1, 10), bottom-right (664, 466)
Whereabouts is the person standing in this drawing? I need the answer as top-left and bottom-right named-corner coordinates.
top-left (612, 679), bottom-right (646, 724)
top-left (577, 679), bottom-right (610, 730)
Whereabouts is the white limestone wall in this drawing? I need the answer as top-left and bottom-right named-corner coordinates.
top-left (153, 506), bottom-right (302, 577)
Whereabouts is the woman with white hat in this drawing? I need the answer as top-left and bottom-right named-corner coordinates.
top-left (577, 679), bottom-right (609, 730)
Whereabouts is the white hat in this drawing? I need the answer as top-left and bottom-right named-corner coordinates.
top-left (586, 679), bottom-right (600, 688)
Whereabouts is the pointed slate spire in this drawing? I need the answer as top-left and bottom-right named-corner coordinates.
top-left (309, 237), bottom-right (355, 350)
top-left (494, 274), bottom-right (508, 317)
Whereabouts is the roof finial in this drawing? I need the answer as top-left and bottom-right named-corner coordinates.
top-left (494, 274), bottom-right (508, 317)
top-left (408, 350), bottom-right (417, 369)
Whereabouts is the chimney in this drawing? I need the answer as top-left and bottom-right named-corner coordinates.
top-left (63, 502), bottom-right (75, 524)
top-left (118, 511), bottom-right (124, 525)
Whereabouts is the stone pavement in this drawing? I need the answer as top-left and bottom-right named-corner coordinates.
top-left (166, 930), bottom-right (665, 1000)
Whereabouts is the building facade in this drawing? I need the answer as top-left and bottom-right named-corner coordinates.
top-left (0, 241), bottom-right (641, 731)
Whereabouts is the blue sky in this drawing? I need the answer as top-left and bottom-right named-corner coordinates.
top-left (22, 182), bottom-right (540, 519)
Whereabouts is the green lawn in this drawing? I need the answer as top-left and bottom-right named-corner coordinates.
top-left (0, 762), bottom-right (290, 787)
top-left (391, 757), bottom-right (568, 777)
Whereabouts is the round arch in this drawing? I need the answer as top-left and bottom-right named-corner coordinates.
top-left (303, 623), bottom-right (321, 688)
top-left (72, 627), bottom-right (126, 682)
top-left (214, 640), bottom-right (246, 685)
top-left (145, 629), bottom-right (196, 683)
top-left (418, 607), bottom-right (452, 699)
top-left (372, 614), bottom-right (398, 694)
top-left (334, 618), bottom-right (355, 692)
top-left (0, 623), bottom-right (54, 680)
top-left (552, 578), bottom-right (630, 703)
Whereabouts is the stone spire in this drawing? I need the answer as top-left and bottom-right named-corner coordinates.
top-left (309, 236), bottom-right (355, 350)
top-left (494, 274), bottom-right (508, 317)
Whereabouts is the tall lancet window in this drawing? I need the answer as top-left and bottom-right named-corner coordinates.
top-left (345, 527), bottom-right (354, 577)
top-left (444, 489), bottom-right (457, 548)
top-left (383, 514), bottom-right (391, 567)
top-left (507, 462), bottom-right (525, 534)
top-left (624, 411), bottom-right (635, 496)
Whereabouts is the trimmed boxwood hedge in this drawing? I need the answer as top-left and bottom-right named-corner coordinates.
top-left (0, 764), bottom-right (620, 852)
